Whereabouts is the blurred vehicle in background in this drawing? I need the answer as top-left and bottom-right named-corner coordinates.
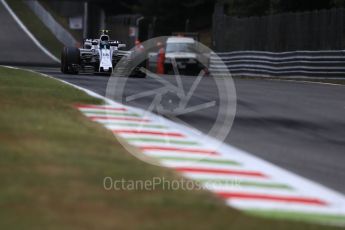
top-left (164, 36), bottom-right (203, 75)
top-left (148, 36), bottom-right (206, 76)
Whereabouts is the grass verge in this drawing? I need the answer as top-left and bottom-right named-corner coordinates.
top-left (0, 66), bottom-right (343, 230)
top-left (5, 0), bottom-right (63, 58)
top-left (38, 0), bottom-right (82, 42)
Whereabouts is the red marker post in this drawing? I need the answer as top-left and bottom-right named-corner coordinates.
top-left (156, 42), bottom-right (165, 75)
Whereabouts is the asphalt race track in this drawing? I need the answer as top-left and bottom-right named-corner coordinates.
top-left (29, 67), bottom-right (345, 195)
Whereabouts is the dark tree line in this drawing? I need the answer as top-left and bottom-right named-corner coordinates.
top-left (102, 0), bottom-right (345, 21)
top-left (104, 0), bottom-right (345, 18)
top-left (100, 0), bottom-right (345, 35)
top-left (134, 0), bottom-right (215, 35)
top-left (222, 0), bottom-right (345, 17)
top-left (101, 0), bottom-right (214, 35)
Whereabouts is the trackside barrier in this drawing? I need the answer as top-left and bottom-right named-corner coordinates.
top-left (210, 50), bottom-right (345, 78)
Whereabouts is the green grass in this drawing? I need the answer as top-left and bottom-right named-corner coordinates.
top-left (6, 0), bottom-right (63, 58)
top-left (0, 66), bottom-right (343, 230)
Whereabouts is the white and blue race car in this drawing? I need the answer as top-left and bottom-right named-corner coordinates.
top-left (61, 31), bottom-right (131, 76)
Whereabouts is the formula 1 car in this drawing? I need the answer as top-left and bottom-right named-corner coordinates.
top-left (61, 30), bottom-right (145, 77)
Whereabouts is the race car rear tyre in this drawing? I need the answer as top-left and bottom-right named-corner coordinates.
top-left (61, 47), bottom-right (80, 74)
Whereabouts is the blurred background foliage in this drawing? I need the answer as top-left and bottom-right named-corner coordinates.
top-left (101, 0), bottom-right (345, 33)
top-left (221, 0), bottom-right (345, 17)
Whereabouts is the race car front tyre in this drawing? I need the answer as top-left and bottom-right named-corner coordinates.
top-left (61, 47), bottom-right (80, 74)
